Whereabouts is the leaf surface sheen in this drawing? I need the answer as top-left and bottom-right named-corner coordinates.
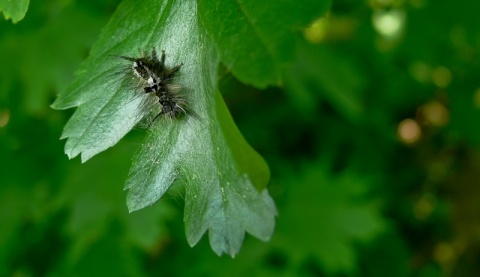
top-left (52, 0), bottom-right (276, 256)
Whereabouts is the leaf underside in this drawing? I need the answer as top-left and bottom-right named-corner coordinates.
top-left (52, 0), bottom-right (276, 256)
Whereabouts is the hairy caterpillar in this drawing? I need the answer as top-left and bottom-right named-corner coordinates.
top-left (116, 48), bottom-right (189, 127)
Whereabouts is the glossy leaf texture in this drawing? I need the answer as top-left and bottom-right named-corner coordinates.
top-left (51, 0), bottom-right (276, 257)
top-left (198, 0), bottom-right (331, 87)
top-left (0, 0), bottom-right (29, 23)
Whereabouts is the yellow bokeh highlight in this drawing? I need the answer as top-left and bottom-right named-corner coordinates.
top-left (304, 17), bottom-right (328, 44)
top-left (398, 118), bottom-right (421, 144)
top-left (0, 109), bottom-right (10, 128)
top-left (372, 9), bottom-right (406, 40)
top-left (419, 101), bottom-right (449, 127)
top-left (432, 66), bottom-right (452, 88)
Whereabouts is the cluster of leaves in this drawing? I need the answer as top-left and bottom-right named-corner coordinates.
top-left (2, 0), bottom-right (480, 276)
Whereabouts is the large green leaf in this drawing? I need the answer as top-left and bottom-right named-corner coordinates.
top-left (198, 0), bottom-right (331, 87)
top-left (0, 0), bottom-right (29, 23)
top-left (52, 0), bottom-right (276, 256)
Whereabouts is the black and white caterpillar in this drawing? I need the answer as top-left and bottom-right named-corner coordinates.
top-left (117, 49), bottom-right (189, 127)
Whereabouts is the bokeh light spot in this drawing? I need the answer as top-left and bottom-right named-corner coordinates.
top-left (410, 62), bottom-right (432, 84)
top-left (0, 109), bottom-right (10, 128)
top-left (473, 88), bottom-right (480, 108)
top-left (304, 17), bottom-right (327, 44)
top-left (432, 66), bottom-right (452, 88)
top-left (398, 119), bottom-right (421, 144)
top-left (434, 242), bottom-right (455, 265)
top-left (372, 9), bottom-right (406, 39)
top-left (419, 101), bottom-right (449, 127)
top-left (414, 193), bottom-right (436, 220)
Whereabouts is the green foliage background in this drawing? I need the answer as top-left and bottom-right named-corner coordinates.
top-left (1, 0), bottom-right (480, 276)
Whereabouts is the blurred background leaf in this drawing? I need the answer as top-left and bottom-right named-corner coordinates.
top-left (0, 0), bottom-right (29, 23)
top-left (272, 164), bottom-right (384, 274)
